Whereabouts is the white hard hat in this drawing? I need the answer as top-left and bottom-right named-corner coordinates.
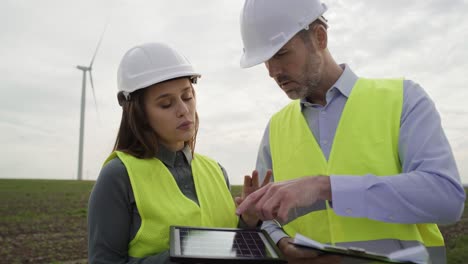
top-left (117, 42), bottom-right (201, 99)
top-left (240, 0), bottom-right (328, 68)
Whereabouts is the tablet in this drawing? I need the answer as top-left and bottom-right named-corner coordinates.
top-left (170, 226), bottom-right (287, 263)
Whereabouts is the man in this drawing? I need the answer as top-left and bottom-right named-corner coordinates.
top-left (235, 0), bottom-right (466, 263)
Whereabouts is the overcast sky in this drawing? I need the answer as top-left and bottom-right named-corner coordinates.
top-left (1, 0), bottom-right (467, 185)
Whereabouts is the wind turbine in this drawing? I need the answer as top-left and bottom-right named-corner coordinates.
top-left (76, 27), bottom-right (106, 181)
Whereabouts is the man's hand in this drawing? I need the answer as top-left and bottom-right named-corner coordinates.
top-left (236, 176), bottom-right (331, 223)
top-left (278, 237), bottom-right (341, 264)
top-left (234, 170), bottom-right (272, 227)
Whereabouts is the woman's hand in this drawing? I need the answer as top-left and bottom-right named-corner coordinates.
top-left (235, 170), bottom-right (272, 227)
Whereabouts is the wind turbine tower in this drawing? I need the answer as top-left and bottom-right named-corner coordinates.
top-left (76, 29), bottom-right (105, 180)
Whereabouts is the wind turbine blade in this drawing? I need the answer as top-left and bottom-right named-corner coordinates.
top-left (89, 71), bottom-right (100, 122)
top-left (89, 22), bottom-right (108, 68)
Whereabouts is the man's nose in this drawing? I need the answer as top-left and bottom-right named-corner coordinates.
top-left (265, 59), bottom-right (281, 78)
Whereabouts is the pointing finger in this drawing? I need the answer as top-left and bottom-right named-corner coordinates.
top-left (236, 186), bottom-right (268, 215)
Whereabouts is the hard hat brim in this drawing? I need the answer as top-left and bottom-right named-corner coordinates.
top-left (134, 71), bottom-right (201, 91)
top-left (119, 64), bottom-right (201, 95)
top-left (240, 47), bottom-right (280, 68)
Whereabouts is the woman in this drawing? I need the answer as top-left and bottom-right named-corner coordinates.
top-left (87, 42), bottom-right (269, 263)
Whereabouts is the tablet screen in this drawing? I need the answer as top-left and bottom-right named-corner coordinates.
top-left (170, 226), bottom-right (286, 263)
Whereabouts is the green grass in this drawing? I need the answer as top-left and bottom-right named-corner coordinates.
top-left (0, 179), bottom-right (94, 263)
top-left (0, 180), bottom-right (466, 263)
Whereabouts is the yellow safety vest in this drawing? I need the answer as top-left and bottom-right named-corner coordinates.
top-left (104, 151), bottom-right (239, 258)
top-left (269, 78), bottom-right (444, 258)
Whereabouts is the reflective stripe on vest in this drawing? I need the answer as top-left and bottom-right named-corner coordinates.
top-left (269, 78), bottom-right (445, 262)
top-left (104, 151), bottom-right (239, 257)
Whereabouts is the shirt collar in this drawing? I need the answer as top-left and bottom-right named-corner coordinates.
top-left (156, 144), bottom-right (193, 167)
top-left (300, 64), bottom-right (358, 107)
top-left (333, 63), bottom-right (358, 98)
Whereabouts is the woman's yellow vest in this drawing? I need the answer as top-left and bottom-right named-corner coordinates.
top-left (269, 79), bottom-right (444, 249)
top-left (104, 151), bottom-right (239, 258)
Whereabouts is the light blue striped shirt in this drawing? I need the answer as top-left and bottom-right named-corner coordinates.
top-left (256, 64), bottom-right (466, 244)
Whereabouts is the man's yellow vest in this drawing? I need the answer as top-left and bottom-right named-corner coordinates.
top-left (104, 151), bottom-right (239, 258)
top-left (269, 79), bottom-right (444, 254)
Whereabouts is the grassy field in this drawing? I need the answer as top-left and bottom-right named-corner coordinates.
top-left (0, 180), bottom-right (466, 263)
top-left (0, 179), bottom-right (93, 263)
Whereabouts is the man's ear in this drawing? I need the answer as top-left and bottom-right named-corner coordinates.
top-left (314, 24), bottom-right (328, 50)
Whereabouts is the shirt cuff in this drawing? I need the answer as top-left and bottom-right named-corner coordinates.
top-left (261, 220), bottom-right (289, 244)
top-left (330, 175), bottom-right (368, 218)
top-left (269, 229), bottom-right (289, 245)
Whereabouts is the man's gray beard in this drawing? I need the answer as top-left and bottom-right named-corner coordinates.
top-left (299, 54), bottom-right (322, 99)
top-left (288, 72), bottom-right (320, 100)
top-left (303, 75), bottom-right (321, 98)
top-left (286, 76), bottom-right (320, 100)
